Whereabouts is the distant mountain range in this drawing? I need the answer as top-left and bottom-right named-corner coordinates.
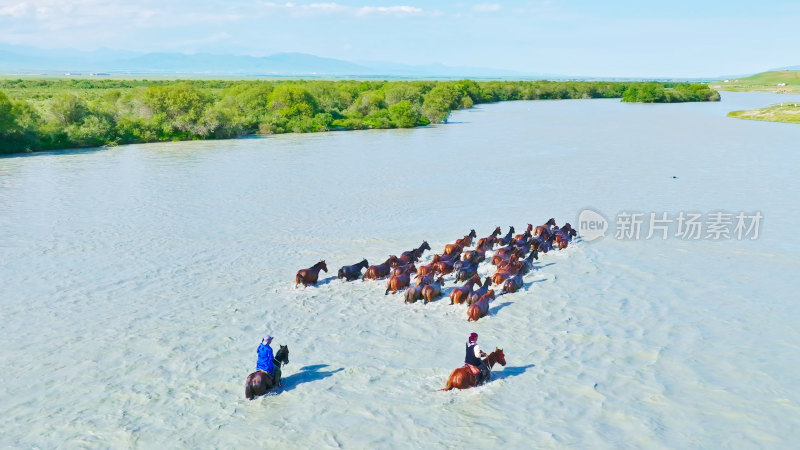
top-left (0, 44), bottom-right (536, 78)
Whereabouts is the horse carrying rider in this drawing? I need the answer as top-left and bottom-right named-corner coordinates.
top-left (465, 332), bottom-right (491, 385)
top-left (256, 335), bottom-right (282, 386)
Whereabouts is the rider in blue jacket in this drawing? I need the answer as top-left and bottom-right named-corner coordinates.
top-left (256, 335), bottom-right (275, 374)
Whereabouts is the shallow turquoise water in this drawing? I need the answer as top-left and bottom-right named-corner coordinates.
top-left (1, 92), bottom-right (799, 448)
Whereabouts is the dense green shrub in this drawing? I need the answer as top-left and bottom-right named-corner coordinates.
top-left (0, 79), bottom-right (718, 154)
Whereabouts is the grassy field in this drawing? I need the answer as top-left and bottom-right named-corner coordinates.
top-left (728, 102), bottom-right (800, 124)
top-left (710, 70), bottom-right (800, 93)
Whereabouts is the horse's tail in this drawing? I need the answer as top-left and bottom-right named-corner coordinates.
top-left (296, 273), bottom-right (305, 286)
top-left (337, 268), bottom-right (344, 279)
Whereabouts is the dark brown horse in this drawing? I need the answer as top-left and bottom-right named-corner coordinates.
top-left (503, 272), bottom-right (524, 294)
top-left (497, 226), bottom-right (515, 246)
top-left (363, 255), bottom-right (399, 280)
top-left (244, 345), bottom-right (289, 399)
top-left (476, 226), bottom-right (502, 250)
top-left (449, 274), bottom-right (483, 305)
top-left (467, 290), bottom-right (495, 321)
top-left (296, 261), bottom-right (328, 287)
top-left (404, 284), bottom-right (424, 304)
top-left (467, 277), bottom-right (493, 306)
top-left (441, 348), bottom-right (506, 390)
top-left (399, 241), bottom-right (431, 264)
top-left (421, 276), bottom-right (446, 304)
top-left (392, 263), bottom-right (418, 276)
top-left (519, 249), bottom-right (538, 275)
top-left (454, 260), bottom-right (479, 283)
top-left (338, 259), bottom-right (368, 281)
top-left (514, 224), bottom-right (533, 243)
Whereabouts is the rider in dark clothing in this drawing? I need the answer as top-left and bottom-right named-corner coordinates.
top-left (465, 332), bottom-right (490, 385)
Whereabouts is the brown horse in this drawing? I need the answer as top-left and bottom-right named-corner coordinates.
top-left (503, 272), bottom-right (524, 294)
top-left (385, 264), bottom-right (415, 295)
top-left (443, 229), bottom-right (477, 255)
top-left (244, 345), bottom-right (289, 399)
top-left (491, 247), bottom-right (522, 266)
top-left (421, 276), bottom-right (446, 304)
top-left (399, 241), bottom-right (431, 264)
top-left (363, 255), bottom-right (399, 280)
top-left (467, 290), bottom-right (495, 321)
top-left (492, 255), bottom-right (522, 285)
top-left (392, 263), bottom-right (417, 276)
top-left (414, 273), bottom-right (435, 287)
top-left (433, 259), bottom-right (456, 276)
top-left (449, 274), bottom-right (483, 305)
top-left (417, 261), bottom-right (438, 276)
top-left (296, 261), bottom-right (328, 287)
top-left (476, 226), bottom-right (502, 250)
top-left (467, 277), bottom-right (493, 306)
top-left (441, 348), bottom-right (506, 390)
top-left (534, 218), bottom-right (557, 240)
top-left (338, 259), bottom-right (368, 282)
top-left (514, 224), bottom-right (533, 243)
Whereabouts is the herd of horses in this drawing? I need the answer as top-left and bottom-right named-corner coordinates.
top-left (239, 219), bottom-right (577, 398)
top-left (295, 219), bottom-right (576, 322)
top-left (287, 219), bottom-right (577, 392)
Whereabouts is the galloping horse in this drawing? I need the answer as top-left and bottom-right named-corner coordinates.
top-left (476, 226), bottom-right (502, 250)
top-left (244, 345), bottom-right (289, 399)
top-left (497, 226), bottom-right (515, 246)
top-left (467, 290), bottom-right (495, 321)
top-left (441, 348), bottom-right (506, 390)
top-left (421, 277), bottom-right (445, 304)
top-left (449, 274), bottom-right (483, 305)
top-left (404, 284), bottom-right (424, 303)
top-left (399, 241), bottom-right (431, 264)
top-left (296, 261), bottom-right (328, 287)
top-left (467, 277), bottom-right (493, 306)
top-left (433, 259), bottom-right (456, 276)
top-left (385, 264), bottom-right (415, 295)
top-left (492, 255), bottom-right (522, 285)
top-left (443, 229), bottom-right (477, 255)
top-left (363, 256), bottom-right (399, 280)
top-left (519, 250), bottom-right (539, 275)
top-left (534, 218), bottom-right (557, 240)
top-left (503, 272), bottom-right (524, 294)
top-left (417, 261), bottom-right (438, 276)
top-left (454, 260), bottom-right (479, 283)
top-left (338, 259), bottom-right (368, 282)
top-left (514, 224), bottom-right (533, 243)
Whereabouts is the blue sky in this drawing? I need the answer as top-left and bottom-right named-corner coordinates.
top-left (1, 0), bottom-right (798, 77)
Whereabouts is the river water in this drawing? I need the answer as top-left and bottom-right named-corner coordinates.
top-left (2, 92), bottom-right (799, 448)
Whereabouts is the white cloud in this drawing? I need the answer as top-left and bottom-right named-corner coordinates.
top-left (355, 6), bottom-right (422, 17)
top-left (258, 2), bottom-right (423, 18)
top-left (0, 2), bottom-right (29, 18)
top-left (472, 3), bottom-right (501, 13)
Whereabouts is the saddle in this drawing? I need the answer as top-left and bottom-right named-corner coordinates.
top-left (464, 364), bottom-right (481, 376)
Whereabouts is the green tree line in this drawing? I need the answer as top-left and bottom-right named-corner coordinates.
top-left (1, 79), bottom-right (718, 154)
top-left (621, 82), bottom-right (721, 103)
